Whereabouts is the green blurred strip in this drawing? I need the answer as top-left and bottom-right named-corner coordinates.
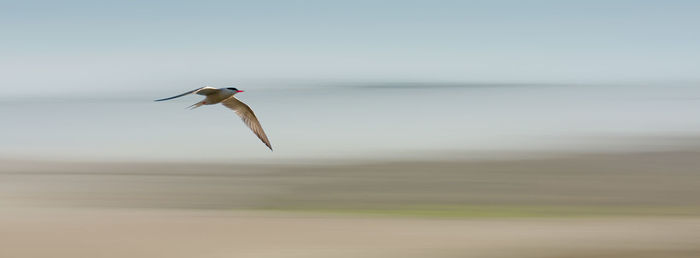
top-left (261, 205), bottom-right (700, 218)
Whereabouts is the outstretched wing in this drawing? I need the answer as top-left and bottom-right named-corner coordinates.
top-left (154, 87), bottom-right (218, 101)
top-left (221, 96), bottom-right (273, 151)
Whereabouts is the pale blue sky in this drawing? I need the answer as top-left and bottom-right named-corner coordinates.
top-left (2, 0), bottom-right (700, 97)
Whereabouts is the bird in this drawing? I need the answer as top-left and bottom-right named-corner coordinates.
top-left (155, 86), bottom-right (273, 151)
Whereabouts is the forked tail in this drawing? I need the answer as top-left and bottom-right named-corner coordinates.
top-left (187, 101), bottom-right (205, 109)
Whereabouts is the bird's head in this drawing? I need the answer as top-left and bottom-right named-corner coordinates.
top-left (226, 87), bottom-right (244, 94)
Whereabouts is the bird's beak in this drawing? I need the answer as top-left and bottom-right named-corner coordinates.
top-left (237, 90), bottom-right (245, 93)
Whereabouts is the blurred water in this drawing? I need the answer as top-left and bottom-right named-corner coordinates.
top-left (1, 83), bottom-right (700, 161)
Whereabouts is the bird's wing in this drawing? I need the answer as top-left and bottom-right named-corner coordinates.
top-left (195, 87), bottom-right (219, 95)
top-left (221, 96), bottom-right (273, 150)
top-left (154, 87), bottom-right (218, 101)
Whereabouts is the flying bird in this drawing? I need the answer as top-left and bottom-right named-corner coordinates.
top-left (155, 87), bottom-right (272, 151)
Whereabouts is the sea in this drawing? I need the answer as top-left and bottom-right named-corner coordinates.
top-left (2, 82), bottom-right (700, 162)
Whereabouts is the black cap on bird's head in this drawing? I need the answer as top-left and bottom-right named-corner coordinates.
top-left (226, 87), bottom-right (244, 93)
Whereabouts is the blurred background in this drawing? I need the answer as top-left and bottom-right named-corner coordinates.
top-left (1, 1), bottom-right (699, 258)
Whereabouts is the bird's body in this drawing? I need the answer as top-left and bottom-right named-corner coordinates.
top-left (155, 87), bottom-right (273, 150)
top-left (190, 88), bottom-right (237, 108)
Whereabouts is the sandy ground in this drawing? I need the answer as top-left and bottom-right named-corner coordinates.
top-left (1, 150), bottom-right (700, 257)
top-left (2, 151), bottom-right (700, 214)
top-left (1, 208), bottom-right (699, 258)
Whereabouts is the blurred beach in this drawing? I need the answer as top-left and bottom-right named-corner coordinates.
top-left (2, 144), bottom-right (700, 257)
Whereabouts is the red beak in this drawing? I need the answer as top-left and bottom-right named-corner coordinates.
top-left (237, 90), bottom-right (245, 93)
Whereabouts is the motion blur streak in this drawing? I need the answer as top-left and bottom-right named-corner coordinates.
top-left (2, 83), bottom-right (700, 257)
top-left (3, 0), bottom-right (700, 257)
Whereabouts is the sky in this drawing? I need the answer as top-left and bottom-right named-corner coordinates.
top-left (1, 0), bottom-right (700, 97)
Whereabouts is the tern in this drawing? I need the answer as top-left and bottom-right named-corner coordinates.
top-left (155, 87), bottom-right (272, 151)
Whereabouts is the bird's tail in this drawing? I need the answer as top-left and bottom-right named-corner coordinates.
top-left (187, 101), bottom-right (205, 110)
